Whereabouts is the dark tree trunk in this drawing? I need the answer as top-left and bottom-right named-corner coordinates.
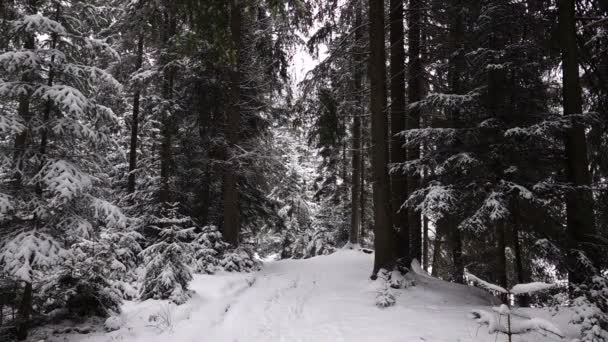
top-left (407, 0), bottom-right (423, 263)
top-left (15, 281), bottom-right (32, 341)
top-left (558, 0), bottom-right (598, 288)
top-left (159, 9), bottom-right (176, 206)
top-left (36, 6), bottom-right (59, 196)
top-left (450, 220), bottom-right (464, 283)
top-left (369, 0), bottom-right (395, 275)
top-left (389, 0), bottom-right (409, 260)
top-left (127, 34), bottom-right (144, 194)
top-left (349, 0), bottom-right (363, 245)
top-left (431, 222), bottom-right (443, 277)
top-left (513, 223), bottom-right (529, 307)
top-left (360, 122), bottom-right (367, 241)
top-left (422, 215), bottom-right (429, 271)
top-left (13, 24), bottom-right (35, 185)
top-left (222, 0), bottom-right (242, 246)
top-left (496, 223), bottom-right (508, 288)
top-left (447, 2), bottom-right (465, 283)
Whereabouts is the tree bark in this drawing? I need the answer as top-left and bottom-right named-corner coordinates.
top-left (513, 223), bottom-right (529, 307)
top-left (15, 281), bottom-right (32, 341)
top-left (222, 0), bottom-right (242, 246)
top-left (127, 34), bottom-right (144, 194)
top-left (450, 220), bottom-right (464, 283)
top-left (431, 222), bottom-right (443, 277)
top-left (407, 0), bottom-right (423, 263)
top-left (349, 0), bottom-right (363, 245)
top-left (496, 223), bottom-right (508, 303)
top-left (422, 215), bottom-right (429, 271)
top-left (360, 121), bottom-right (367, 241)
top-left (389, 0), bottom-right (409, 261)
top-left (558, 0), bottom-right (598, 288)
top-left (447, 2), bottom-right (465, 283)
top-left (13, 28), bottom-right (35, 186)
top-left (369, 0), bottom-right (395, 275)
top-left (159, 8), bottom-right (176, 206)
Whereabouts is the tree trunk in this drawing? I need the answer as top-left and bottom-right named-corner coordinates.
top-left (127, 34), bottom-right (144, 194)
top-left (513, 223), bottom-right (529, 307)
top-left (422, 215), bottom-right (429, 271)
top-left (222, 0), bottom-right (242, 246)
top-left (431, 222), bottom-right (443, 277)
top-left (407, 0), bottom-right (423, 263)
top-left (389, 0), bottom-right (409, 261)
top-left (36, 7), bottom-right (59, 196)
top-left (159, 9), bottom-right (176, 206)
top-left (15, 281), bottom-right (32, 341)
top-left (13, 24), bottom-right (35, 185)
top-left (496, 222), bottom-right (508, 303)
top-left (447, 2), bottom-right (465, 283)
top-left (450, 220), bottom-right (464, 283)
top-left (369, 0), bottom-right (395, 275)
top-left (360, 123), bottom-right (367, 241)
top-left (349, 0), bottom-right (363, 245)
top-left (558, 0), bottom-right (598, 288)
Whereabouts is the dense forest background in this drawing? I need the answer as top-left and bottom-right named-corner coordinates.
top-left (0, 0), bottom-right (607, 341)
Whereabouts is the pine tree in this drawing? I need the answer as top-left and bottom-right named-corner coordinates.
top-left (0, 1), bottom-right (124, 338)
top-left (369, 0), bottom-right (395, 275)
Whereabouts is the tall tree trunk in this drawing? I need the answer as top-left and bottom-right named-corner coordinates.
top-left (558, 0), bottom-right (598, 288)
top-left (369, 0), bottom-right (395, 275)
top-left (127, 34), bottom-right (144, 194)
top-left (222, 0), bottom-right (242, 246)
top-left (422, 215), bottom-right (429, 271)
top-left (159, 9), bottom-right (176, 206)
top-left (389, 0), bottom-right (409, 260)
top-left (407, 0), bottom-right (423, 263)
top-left (349, 0), bottom-right (363, 245)
top-left (360, 123), bottom-right (367, 241)
top-left (13, 25), bottom-right (35, 186)
top-left (447, 2), bottom-right (465, 283)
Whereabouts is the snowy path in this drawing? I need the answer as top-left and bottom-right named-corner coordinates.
top-left (42, 250), bottom-right (574, 342)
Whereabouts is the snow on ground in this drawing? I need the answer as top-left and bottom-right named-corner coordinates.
top-left (36, 250), bottom-right (577, 342)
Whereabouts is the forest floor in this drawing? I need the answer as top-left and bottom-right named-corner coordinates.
top-left (33, 250), bottom-right (578, 342)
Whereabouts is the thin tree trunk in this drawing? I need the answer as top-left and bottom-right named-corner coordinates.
top-left (450, 220), bottom-right (464, 283)
top-left (431, 223), bottom-right (443, 277)
top-left (360, 125), bottom-right (367, 241)
top-left (13, 25), bottom-right (35, 185)
top-left (369, 0), bottom-right (395, 275)
top-left (497, 222), bottom-right (508, 303)
top-left (422, 215), bottom-right (429, 271)
top-left (222, 0), bottom-right (242, 245)
top-left (389, 0), bottom-right (409, 261)
top-left (349, 0), bottom-right (363, 245)
top-left (407, 0), bottom-right (423, 263)
top-left (447, 1), bottom-right (465, 283)
top-left (513, 223), bottom-right (529, 307)
top-left (159, 9), bottom-right (176, 206)
top-left (127, 34), bottom-right (144, 194)
top-left (558, 0), bottom-right (598, 288)
top-left (15, 281), bottom-right (32, 341)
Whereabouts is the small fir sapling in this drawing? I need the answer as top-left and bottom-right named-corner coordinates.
top-left (139, 203), bottom-right (194, 304)
top-left (570, 275), bottom-right (608, 342)
top-left (466, 271), bottom-right (564, 341)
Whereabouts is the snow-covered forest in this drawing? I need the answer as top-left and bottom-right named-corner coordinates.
top-left (0, 0), bottom-right (607, 341)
